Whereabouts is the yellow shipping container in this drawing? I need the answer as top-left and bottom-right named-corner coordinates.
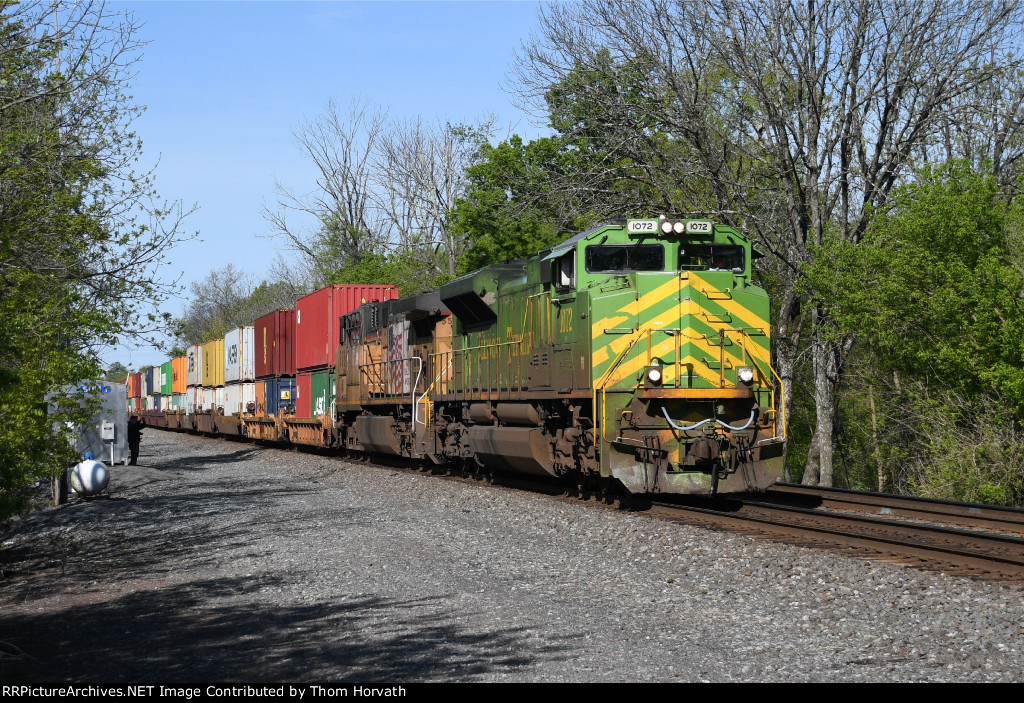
top-left (202, 339), bottom-right (225, 387)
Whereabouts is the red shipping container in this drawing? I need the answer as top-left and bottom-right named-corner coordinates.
top-left (296, 371), bottom-right (312, 418)
top-left (129, 372), bottom-right (142, 398)
top-left (295, 284), bottom-right (398, 371)
top-left (254, 309), bottom-right (297, 379)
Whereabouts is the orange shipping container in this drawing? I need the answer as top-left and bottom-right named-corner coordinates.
top-left (254, 380), bottom-right (266, 416)
top-left (171, 356), bottom-right (188, 395)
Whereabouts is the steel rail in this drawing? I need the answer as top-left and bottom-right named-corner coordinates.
top-left (651, 497), bottom-right (1024, 580)
top-left (766, 483), bottom-right (1024, 536)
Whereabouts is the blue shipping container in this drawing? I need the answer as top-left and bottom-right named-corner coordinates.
top-left (146, 366), bottom-right (159, 396)
top-left (264, 377), bottom-right (296, 415)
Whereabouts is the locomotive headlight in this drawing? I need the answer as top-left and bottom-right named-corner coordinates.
top-left (673, 221), bottom-right (686, 234)
top-left (646, 364), bottom-right (663, 385)
top-left (737, 367), bottom-right (755, 386)
top-left (661, 220), bottom-right (674, 234)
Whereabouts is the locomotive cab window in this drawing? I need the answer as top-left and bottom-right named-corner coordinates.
top-left (553, 250), bottom-right (576, 292)
top-left (679, 245), bottom-right (745, 272)
top-left (585, 244), bottom-right (665, 273)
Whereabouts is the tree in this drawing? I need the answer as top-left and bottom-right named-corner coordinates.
top-left (0, 1), bottom-right (190, 518)
top-left (173, 265), bottom-right (306, 348)
top-left (263, 98), bottom-right (493, 294)
top-left (805, 162), bottom-right (1024, 503)
top-left (104, 362), bottom-right (129, 382)
top-left (450, 135), bottom-right (591, 271)
top-left (510, 0), bottom-right (1024, 485)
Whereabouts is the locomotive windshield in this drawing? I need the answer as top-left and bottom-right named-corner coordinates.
top-left (678, 245), bottom-right (745, 272)
top-left (585, 244), bottom-right (665, 273)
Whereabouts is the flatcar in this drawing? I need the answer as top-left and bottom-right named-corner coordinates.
top-left (138, 217), bottom-right (786, 496)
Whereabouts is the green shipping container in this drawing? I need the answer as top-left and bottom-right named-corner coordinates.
top-left (161, 361), bottom-right (173, 395)
top-left (311, 369), bottom-right (335, 417)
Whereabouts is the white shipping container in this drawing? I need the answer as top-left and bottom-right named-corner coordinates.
top-left (140, 372), bottom-right (150, 397)
top-left (197, 386), bottom-right (211, 411)
top-left (224, 326), bottom-right (256, 383)
top-left (223, 382), bottom-right (256, 416)
top-left (214, 387), bottom-right (226, 412)
top-left (145, 394), bottom-right (154, 410)
top-left (186, 344), bottom-right (202, 386)
top-left (186, 387), bottom-right (197, 414)
top-left (173, 393), bottom-right (186, 410)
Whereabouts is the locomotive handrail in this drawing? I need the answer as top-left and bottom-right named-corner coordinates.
top-left (594, 328), bottom-right (645, 442)
top-left (717, 327), bottom-right (787, 442)
top-left (428, 290), bottom-right (550, 401)
top-left (419, 354), bottom-right (453, 427)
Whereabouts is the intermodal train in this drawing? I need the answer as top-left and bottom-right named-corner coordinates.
top-left (131, 218), bottom-right (786, 496)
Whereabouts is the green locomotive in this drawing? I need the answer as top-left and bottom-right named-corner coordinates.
top-left (337, 217), bottom-right (786, 496)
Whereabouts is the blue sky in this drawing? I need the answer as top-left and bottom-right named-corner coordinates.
top-left (106, 0), bottom-right (547, 369)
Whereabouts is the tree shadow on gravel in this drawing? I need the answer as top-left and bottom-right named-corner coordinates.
top-left (141, 447), bottom-right (266, 473)
top-left (0, 574), bottom-right (577, 683)
top-left (0, 483), bottom-right (358, 599)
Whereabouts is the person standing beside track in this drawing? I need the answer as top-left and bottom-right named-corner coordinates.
top-left (127, 416), bottom-right (144, 465)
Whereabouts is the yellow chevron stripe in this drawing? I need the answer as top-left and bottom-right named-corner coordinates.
top-left (687, 273), bottom-right (770, 335)
top-left (600, 324), bottom-right (771, 389)
top-left (592, 277), bottom-right (681, 339)
top-left (683, 323), bottom-right (772, 368)
top-left (603, 336), bottom-right (721, 387)
top-left (593, 331), bottom-right (641, 368)
top-left (668, 354), bottom-right (721, 387)
top-left (594, 318), bottom-right (770, 375)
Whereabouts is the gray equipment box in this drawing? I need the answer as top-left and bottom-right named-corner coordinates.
top-left (51, 382), bottom-right (130, 465)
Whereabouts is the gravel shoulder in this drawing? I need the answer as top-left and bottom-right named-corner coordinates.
top-left (1, 430), bottom-right (1022, 683)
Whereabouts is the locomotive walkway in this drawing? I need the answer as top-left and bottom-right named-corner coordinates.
top-left (1, 431), bottom-right (1022, 682)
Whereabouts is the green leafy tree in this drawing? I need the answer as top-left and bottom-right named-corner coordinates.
top-left (450, 135), bottom-right (587, 271)
top-left (805, 162), bottom-right (1024, 504)
top-left (104, 362), bottom-right (129, 382)
top-left (0, 2), bottom-right (189, 518)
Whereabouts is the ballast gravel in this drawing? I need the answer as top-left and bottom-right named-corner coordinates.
top-left (1, 430), bottom-right (1022, 683)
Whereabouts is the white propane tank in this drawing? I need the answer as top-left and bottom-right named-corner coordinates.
top-left (70, 459), bottom-right (109, 496)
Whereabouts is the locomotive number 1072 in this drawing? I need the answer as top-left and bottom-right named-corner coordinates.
top-left (627, 219), bottom-right (657, 233)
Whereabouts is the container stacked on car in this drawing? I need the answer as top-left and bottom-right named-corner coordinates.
top-left (147, 366), bottom-right (160, 414)
top-left (128, 372), bottom-right (142, 413)
top-left (171, 355), bottom-right (187, 410)
top-left (139, 365), bottom-right (167, 426)
top-left (246, 309), bottom-right (297, 441)
top-left (160, 361), bottom-right (173, 410)
top-left (185, 344), bottom-right (201, 419)
top-left (217, 326), bottom-right (255, 435)
top-left (286, 285), bottom-right (399, 446)
top-left (254, 309), bottom-right (296, 417)
top-left (140, 366), bottom-right (150, 410)
top-left (196, 339), bottom-right (223, 433)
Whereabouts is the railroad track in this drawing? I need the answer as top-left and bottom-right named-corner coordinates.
top-left (766, 482), bottom-right (1024, 536)
top-left (649, 494), bottom-right (1024, 581)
